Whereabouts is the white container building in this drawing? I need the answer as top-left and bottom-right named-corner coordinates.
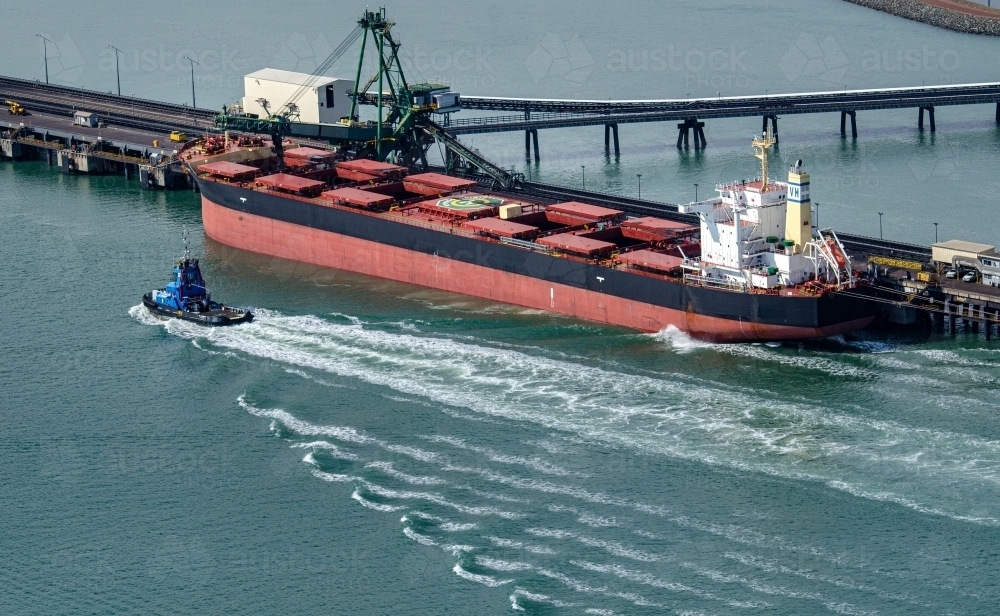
top-left (73, 111), bottom-right (98, 127)
top-left (242, 68), bottom-right (353, 124)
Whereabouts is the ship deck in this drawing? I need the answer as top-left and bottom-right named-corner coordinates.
top-left (185, 145), bottom-right (853, 299)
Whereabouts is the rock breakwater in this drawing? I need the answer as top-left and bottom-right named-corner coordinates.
top-left (845, 0), bottom-right (1000, 35)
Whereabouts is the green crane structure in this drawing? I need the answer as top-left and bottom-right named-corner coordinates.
top-left (349, 8), bottom-right (441, 166)
top-left (212, 9), bottom-right (521, 187)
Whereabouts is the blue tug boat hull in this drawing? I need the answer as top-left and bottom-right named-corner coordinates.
top-left (142, 292), bottom-right (253, 326)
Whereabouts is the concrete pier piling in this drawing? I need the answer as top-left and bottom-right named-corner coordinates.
top-left (524, 129), bottom-right (540, 162)
top-left (604, 123), bottom-right (620, 157)
top-left (919, 105), bottom-right (936, 131)
top-left (762, 115), bottom-right (779, 143)
top-left (840, 110), bottom-right (858, 138)
top-left (676, 118), bottom-right (706, 150)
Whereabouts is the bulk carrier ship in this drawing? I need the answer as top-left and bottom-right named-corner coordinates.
top-left (179, 9), bottom-right (877, 342)
top-left (186, 128), bottom-right (876, 342)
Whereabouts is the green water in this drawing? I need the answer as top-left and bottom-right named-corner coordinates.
top-left (4, 1), bottom-right (1000, 613)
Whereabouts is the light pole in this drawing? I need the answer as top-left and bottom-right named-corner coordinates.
top-left (878, 212), bottom-right (884, 239)
top-left (36, 34), bottom-right (51, 84)
top-left (109, 45), bottom-right (123, 96)
top-left (934, 222), bottom-right (939, 244)
top-left (637, 173), bottom-right (642, 199)
top-left (694, 183), bottom-right (699, 202)
top-left (183, 55), bottom-right (199, 109)
top-left (581, 165), bottom-right (585, 190)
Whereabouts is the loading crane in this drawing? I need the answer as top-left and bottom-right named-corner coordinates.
top-left (212, 9), bottom-right (519, 187)
top-left (349, 9), bottom-right (441, 166)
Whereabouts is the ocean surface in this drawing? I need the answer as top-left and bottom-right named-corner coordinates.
top-left (3, 2), bottom-right (1000, 614)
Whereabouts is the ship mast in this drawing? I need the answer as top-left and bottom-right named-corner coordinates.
top-left (751, 127), bottom-right (777, 189)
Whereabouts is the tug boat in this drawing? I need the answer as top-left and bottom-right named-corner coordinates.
top-left (142, 254), bottom-right (253, 326)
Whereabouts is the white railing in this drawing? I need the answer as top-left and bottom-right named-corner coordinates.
top-left (684, 273), bottom-right (746, 292)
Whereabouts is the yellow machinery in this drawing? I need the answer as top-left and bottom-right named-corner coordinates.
top-left (6, 100), bottom-right (27, 115)
top-left (169, 131), bottom-right (187, 143)
top-left (868, 255), bottom-right (924, 271)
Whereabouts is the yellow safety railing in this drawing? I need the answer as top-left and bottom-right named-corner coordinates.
top-left (868, 255), bottom-right (924, 271)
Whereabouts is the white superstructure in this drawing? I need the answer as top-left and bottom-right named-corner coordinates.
top-left (679, 130), bottom-right (854, 292)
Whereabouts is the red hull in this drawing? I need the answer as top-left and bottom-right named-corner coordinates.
top-left (202, 197), bottom-right (872, 341)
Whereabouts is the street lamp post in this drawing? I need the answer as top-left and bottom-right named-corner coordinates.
top-left (637, 173), bottom-right (642, 199)
top-left (934, 222), bottom-right (939, 244)
top-left (109, 45), bottom-right (123, 96)
top-left (581, 165), bottom-right (585, 190)
top-left (183, 55), bottom-right (199, 109)
top-left (878, 212), bottom-right (884, 239)
top-left (36, 34), bottom-right (51, 84)
top-left (694, 183), bottom-right (699, 202)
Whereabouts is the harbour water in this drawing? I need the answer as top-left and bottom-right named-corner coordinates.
top-left (3, 1), bottom-right (1000, 613)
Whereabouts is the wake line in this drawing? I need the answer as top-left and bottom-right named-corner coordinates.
top-left (134, 306), bottom-right (1000, 527)
top-left (238, 395), bottom-right (986, 582)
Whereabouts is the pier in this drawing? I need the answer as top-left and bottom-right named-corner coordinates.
top-left (438, 83), bottom-right (1000, 156)
top-left (2, 111), bottom-right (193, 188)
top-left (0, 76), bottom-right (217, 188)
top-left (7, 73), bottom-right (1000, 162)
top-left (0, 75), bottom-right (214, 133)
top-left (840, 274), bottom-right (1000, 340)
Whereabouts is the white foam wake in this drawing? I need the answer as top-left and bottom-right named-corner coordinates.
top-left (365, 461), bottom-right (446, 485)
top-left (452, 563), bottom-right (513, 587)
top-left (356, 480), bottom-right (522, 519)
top-left (291, 441), bottom-right (359, 461)
top-left (422, 435), bottom-right (580, 476)
top-left (352, 489), bottom-right (405, 512)
top-left (525, 527), bottom-right (661, 562)
top-left (136, 309), bottom-right (1000, 526)
top-left (571, 560), bottom-right (767, 609)
top-left (238, 396), bottom-right (438, 462)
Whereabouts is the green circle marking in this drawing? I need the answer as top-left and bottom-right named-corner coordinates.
top-left (436, 196), bottom-right (504, 210)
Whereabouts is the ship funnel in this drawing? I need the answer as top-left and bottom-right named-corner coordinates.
top-left (785, 160), bottom-right (811, 253)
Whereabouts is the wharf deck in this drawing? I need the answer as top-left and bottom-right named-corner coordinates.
top-left (3, 111), bottom-right (182, 155)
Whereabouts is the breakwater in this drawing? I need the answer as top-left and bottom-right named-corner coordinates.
top-left (845, 0), bottom-right (1000, 35)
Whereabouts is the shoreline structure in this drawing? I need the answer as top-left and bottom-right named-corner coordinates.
top-left (845, 0), bottom-right (1000, 35)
